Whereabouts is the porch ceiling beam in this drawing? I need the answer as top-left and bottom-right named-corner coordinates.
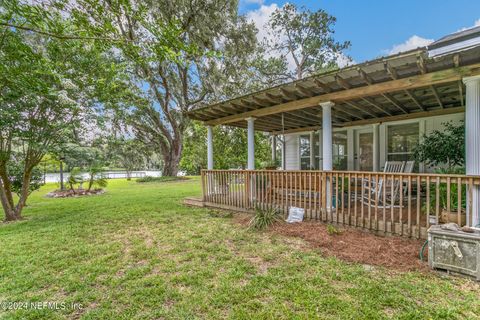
top-left (204, 63), bottom-right (480, 126)
top-left (334, 105), bottom-right (364, 120)
top-left (279, 88), bottom-right (298, 100)
top-left (416, 54), bottom-right (427, 74)
top-left (313, 79), bottom-right (332, 93)
top-left (340, 106), bottom-right (464, 128)
top-left (295, 84), bottom-right (315, 97)
top-left (458, 80), bottom-right (465, 107)
top-left (405, 90), bottom-right (426, 111)
top-left (430, 86), bottom-right (445, 108)
top-left (357, 67), bottom-right (374, 85)
top-left (362, 97), bottom-right (393, 116)
top-left (344, 100), bottom-right (378, 118)
top-left (380, 93), bottom-right (410, 114)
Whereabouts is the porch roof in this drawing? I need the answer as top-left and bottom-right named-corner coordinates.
top-left (187, 38), bottom-right (480, 134)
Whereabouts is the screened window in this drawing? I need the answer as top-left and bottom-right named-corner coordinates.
top-left (387, 123), bottom-right (419, 163)
top-left (299, 134), bottom-right (320, 170)
top-left (333, 131), bottom-right (348, 170)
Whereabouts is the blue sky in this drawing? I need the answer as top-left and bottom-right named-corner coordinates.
top-left (239, 0), bottom-right (480, 63)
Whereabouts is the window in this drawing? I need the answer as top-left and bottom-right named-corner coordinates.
top-left (299, 134), bottom-right (320, 170)
top-left (333, 131), bottom-right (348, 170)
top-left (387, 123), bottom-right (419, 163)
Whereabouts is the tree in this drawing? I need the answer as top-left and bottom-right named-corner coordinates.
top-left (414, 121), bottom-right (465, 170)
top-left (261, 3), bottom-right (350, 81)
top-left (67, 0), bottom-right (259, 176)
top-left (0, 1), bottom-right (126, 220)
top-left (109, 139), bottom-right (150, 180)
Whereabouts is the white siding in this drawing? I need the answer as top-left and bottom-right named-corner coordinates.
top-left (283, 112), bottom-right (465, 173)
top-left (284, 134), bottom-right (300, 170)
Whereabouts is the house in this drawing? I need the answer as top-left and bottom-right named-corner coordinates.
top-left (186, 26), bottom-right (480, 238)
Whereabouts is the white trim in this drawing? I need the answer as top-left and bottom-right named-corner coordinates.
top-left (428, 38), bottom-right (480, 58)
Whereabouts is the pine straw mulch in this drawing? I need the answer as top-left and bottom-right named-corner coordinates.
top-left (234, 214), bottom-right (429, 272)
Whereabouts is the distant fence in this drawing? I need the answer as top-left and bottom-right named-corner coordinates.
top-left (44, 171), bottom-right (161, 183)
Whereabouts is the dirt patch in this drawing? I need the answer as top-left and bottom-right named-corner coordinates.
top-left (46, 189), bottom-right (105, 198)
top-left (234, 214), bottom-right (428, 272)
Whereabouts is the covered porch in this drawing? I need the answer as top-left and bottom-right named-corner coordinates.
top-left (187, 29), bottom-right (480, 237)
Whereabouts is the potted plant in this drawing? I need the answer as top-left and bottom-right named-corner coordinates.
top-left (414, 121), bottom-right (466, 224)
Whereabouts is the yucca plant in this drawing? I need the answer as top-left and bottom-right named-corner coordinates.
top-left (248, 205), bottom-right (281, 230)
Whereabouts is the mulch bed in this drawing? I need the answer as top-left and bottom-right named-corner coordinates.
top-left (46, 189), bottom-right (105, 198)
top-left (235, 214), bottom-right (428, 272)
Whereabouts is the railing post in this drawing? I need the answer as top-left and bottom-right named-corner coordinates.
top-left (201, 170), bottom-right (206, 202)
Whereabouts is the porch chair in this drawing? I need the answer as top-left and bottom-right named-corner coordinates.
top-left (361, 161), bottom-right (405, 208)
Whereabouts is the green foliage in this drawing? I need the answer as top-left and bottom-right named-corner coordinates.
top-left (260, 3), bottom-right (350, 80)
top-left (66, 168), bottom-right (84, 193)
top-left (414, 121), bottom-right (465, 169)
top-left (86, 166), bottom-right (108, 191)
top-left (7, 162), bottom-right (44, 197)
top-left (136, 176), bottom-right (188, 183)
top-left (249, 206), bottom-right (281, 230)
top-left (180, 121), bottom-right (271, 174)
top-left (108, 138), bottom-right (150, 180)
top-left (326, 224), bottom-right (341, 235)
top-left (429, 167), bottom-right (467, 211)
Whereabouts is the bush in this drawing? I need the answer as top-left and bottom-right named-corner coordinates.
top-left (326, 224), bottom-right (341, 235)
top-left (249, 206), bottom-right (281, 230)
top-left (136, 176), bottom-right (188, 183)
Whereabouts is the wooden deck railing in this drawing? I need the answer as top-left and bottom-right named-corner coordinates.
top-left (201, 170), bottom-right (480, 239)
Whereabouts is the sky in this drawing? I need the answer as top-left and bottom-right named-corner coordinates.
top-left (239, 0), bottom-right (480, 64)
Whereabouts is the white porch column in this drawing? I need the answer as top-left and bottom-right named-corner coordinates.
top-left (372, 123), bottom-right (380, 172)
top-left (309, 131), bottom-right (315, 170)
top-left (246, 117), bottom-right (256, 170)
top-left (321, 101), bottom-right (334, 211)
top-left (463, 75), bottom-right (480, 227)
top-left (271, 135), bottom-right (277, 164)
top-left (207, 125), bottom-right (214, 170)
top-left (321, 102), bottom-right (334, 171)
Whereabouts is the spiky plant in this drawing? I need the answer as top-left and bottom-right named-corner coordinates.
top-left (249, 206), bottom-right (281, 230)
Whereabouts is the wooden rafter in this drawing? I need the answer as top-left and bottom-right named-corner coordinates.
top-left (344, 101), bottom-right (378, 118)
top-left (313, 79), bottom-right (332, 93)
top-left (362, 97), bottom-right (393, 116)
top-left (458, 80), bottom-right (465, 107)
top-left (295, 84), bottom-right (315, 97)
top-left (404, 90), bottom-right (425, 111)
top-left (416, 55), bottom-right (427, 74)
top-left (357, 68), bottom-right (374, 85)
top-left (430, 86), bottom-right (444, 108)
top-left (381, 93), bottom-right (410, 114)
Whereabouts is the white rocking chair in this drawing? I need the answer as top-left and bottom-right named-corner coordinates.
top-left (361, 161), bottom-right (405, 208)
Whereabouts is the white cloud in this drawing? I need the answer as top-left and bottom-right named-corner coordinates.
top-left (384, 35), bottom-right (434, 55)
top-left (457, 18), bottom-right (480, 32)
top-left (246, 3), bottom-right (278, 45)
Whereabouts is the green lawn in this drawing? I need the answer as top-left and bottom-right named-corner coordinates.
top-left (0, 178), bottom-right (479, 319)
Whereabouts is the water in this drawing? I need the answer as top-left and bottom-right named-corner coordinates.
top-left (43, 170), bottom-right (162, 183)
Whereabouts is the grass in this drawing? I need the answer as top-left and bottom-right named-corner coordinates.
top-left (136, 176), bottom-right (188, 183)
top-left (0, 178), bottom-right (479, 319)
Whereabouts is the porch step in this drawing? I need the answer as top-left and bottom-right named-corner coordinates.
top-left (183, 197), bottom-right (205, 207)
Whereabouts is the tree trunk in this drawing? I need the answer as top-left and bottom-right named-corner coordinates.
top-left (162, 140), bottom-right (182, 177)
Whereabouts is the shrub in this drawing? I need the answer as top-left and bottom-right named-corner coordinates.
top-left (326, 224), bottom-right (341, 235)
top-left (249, 206), bottom-right (281, 230)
